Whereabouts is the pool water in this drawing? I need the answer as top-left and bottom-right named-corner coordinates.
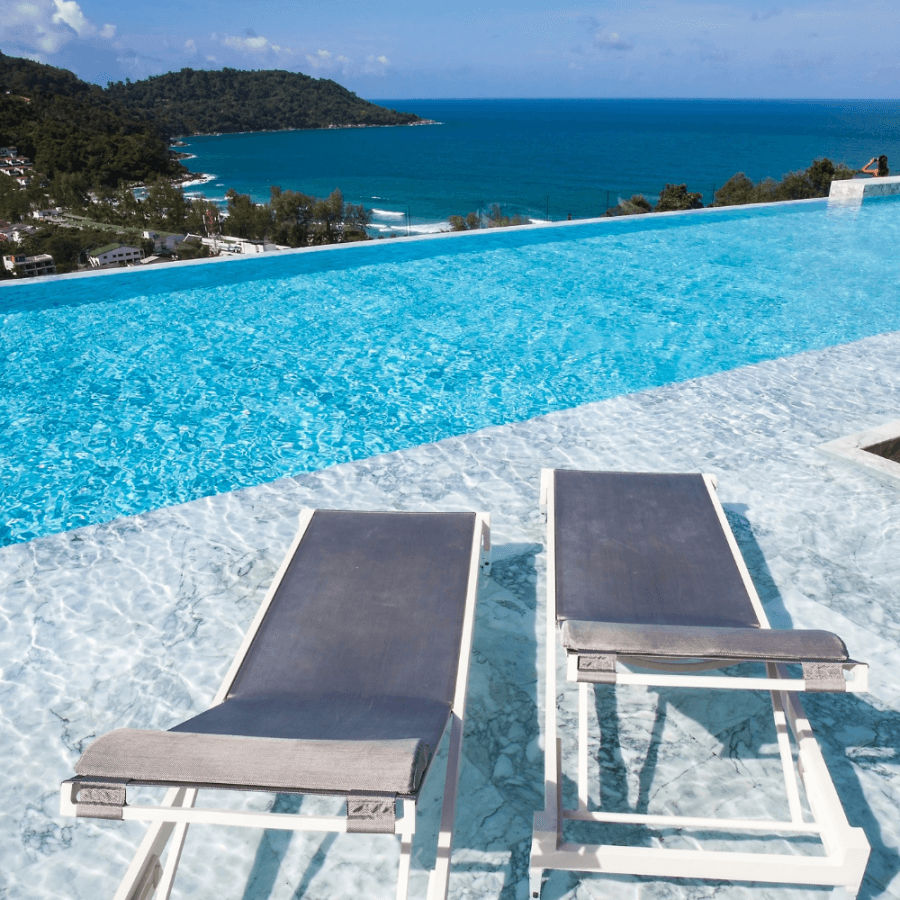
top-left (2, 198), bottom-right (899, 547)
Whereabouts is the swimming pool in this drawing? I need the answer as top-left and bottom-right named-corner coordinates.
top-left (2, 197), bottom-right (899, 547)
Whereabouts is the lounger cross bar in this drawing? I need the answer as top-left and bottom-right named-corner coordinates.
top-left (61, 507), bottom-right (491, 900)
top-left (530, 469), bottom-right (870, 898)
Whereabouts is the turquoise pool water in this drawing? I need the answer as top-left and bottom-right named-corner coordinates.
top-left (2, 198), bottom-right (899, 547)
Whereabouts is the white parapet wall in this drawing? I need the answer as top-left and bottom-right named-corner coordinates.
top-left (829, 174), bottom-right (900, 205)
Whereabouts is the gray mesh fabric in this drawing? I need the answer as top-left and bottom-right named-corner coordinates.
top-left (554, 471), bottom-right (760, 627)
top-left (229, 510), bottom-right (476, 707)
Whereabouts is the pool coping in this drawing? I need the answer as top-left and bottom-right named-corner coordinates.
top-left (819, 419), bottom-right (900, 485)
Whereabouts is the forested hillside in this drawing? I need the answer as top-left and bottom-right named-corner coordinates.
top-left (0, 52), bottom-right (179, 186)
top-left (105, 68), bottom-right (420, 136)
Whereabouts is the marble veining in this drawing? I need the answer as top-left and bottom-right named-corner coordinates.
top-left (2, 331), bottom-right (900, 899)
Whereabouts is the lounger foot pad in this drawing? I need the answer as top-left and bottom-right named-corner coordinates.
top-left (561, 621), bottom-right (849, 662)
top-left (75, 728), bottom-right (431, 796)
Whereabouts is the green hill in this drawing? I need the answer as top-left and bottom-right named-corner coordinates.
top-left (105, 67), bottom-right (421, 137)
top-left (0, 52), bottom-right (179, 186)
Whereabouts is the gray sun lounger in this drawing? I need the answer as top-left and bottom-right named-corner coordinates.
top-left (61, 508), bottom-right (491, 900)
top-left (530, 470), bottom-right (870, 899)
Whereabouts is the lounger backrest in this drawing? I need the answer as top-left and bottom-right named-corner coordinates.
top-left (554, 471), bottom-right (761, 628)
top-left (227, 510), bottom-right (477, 706)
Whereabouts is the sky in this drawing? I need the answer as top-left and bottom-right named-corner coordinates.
top-left (1, 0), bottom-right (899, 99)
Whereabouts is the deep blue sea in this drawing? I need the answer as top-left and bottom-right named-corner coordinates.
top-left (179, 98), bottom-right (900, 233)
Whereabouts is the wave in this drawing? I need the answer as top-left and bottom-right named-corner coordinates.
top-left (179, 174), bottom-right (217, 190)
top-left (371, 208), bottom-right (406, 218)
top-left (367, 220), bottom-right (448, 236)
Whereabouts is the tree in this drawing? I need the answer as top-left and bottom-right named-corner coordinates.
top-left (269, 185), bottom-right (316, 246)
top-left (655, 184), bottom-right (704, 212)
top-left (449, 212), bottom-right (481, 231)
top-left (343, 201), bottom-right (371, 241)
top-left (175, 237), bottom-right (210, 260)
top-left (485, 204), bottom-right (529, 227)
top-left (604, 194), bottom-right (652, 217)
top-left (448, 206), bottom-right (529, 230)
top-left (712, 174), bottom-right (757, 206)
top-left (143, 177), bottom-right (188, 230)
top-left (222, 189), bottom-right (271, 240)
top-left (186, 197), bottom-right (222, 235)
top-left (0, 176), bottom-right (32, 222)
top-left (311, 189), bottom-right (345, 244)
top-left (714, 158), bottom-right (856, 207)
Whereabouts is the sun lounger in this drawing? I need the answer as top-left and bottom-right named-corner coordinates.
top-left (61, 507), bottom-right (491, 900)
top-left (530, 470), bottom-right (870, 899)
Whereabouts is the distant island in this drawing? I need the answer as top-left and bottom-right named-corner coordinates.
top-left (104, 67), bottom-right (423, 138)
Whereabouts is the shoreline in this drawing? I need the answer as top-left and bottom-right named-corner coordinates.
top-left (173, 120), bottom-right (440, 140)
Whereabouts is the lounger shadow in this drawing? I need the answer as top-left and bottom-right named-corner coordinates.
top-left (61, 507), bottom-right (491, 900)
top-left (529, 470), bottom-right (870, 899)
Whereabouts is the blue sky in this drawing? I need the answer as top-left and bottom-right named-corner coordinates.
top-left (2, 0), bottom-right (898, 98)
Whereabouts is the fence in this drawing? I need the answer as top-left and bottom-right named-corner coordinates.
top-left (363, 185), bottom-right (722, 236)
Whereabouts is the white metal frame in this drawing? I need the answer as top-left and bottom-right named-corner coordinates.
top-left (530, 469), bottom-right (870, 899)
top-left (61, 508), bottom-right (492, 900)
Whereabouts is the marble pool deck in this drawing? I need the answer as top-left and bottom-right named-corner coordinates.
top-left (3, 330), bottom-right (900, 900)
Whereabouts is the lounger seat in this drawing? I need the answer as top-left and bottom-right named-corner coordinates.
top-left (62, 507), bottom-right (491, 900)
top-left (530, 469), bottom-right (870, 899)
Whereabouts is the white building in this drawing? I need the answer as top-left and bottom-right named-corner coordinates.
top-left (3, 253), bottom-right (56, 278)
top-left (191, 234), bottom-right (277, 255)
top-left (142, 230), bottom-right (186, 253)
top-left (88, 244), bottom-right (144, 268)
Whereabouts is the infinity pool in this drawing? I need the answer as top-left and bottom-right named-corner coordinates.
top-left (2, 198), bottom-right (899, 546)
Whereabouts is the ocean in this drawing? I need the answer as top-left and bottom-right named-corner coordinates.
top-left (178, 98), bottom-right (900, 234)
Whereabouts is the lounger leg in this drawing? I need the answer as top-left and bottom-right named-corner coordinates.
top-left (767, 674), bottom-right (804, 824)
top-left (578, 682), bottom-right (590, 811)
top-left (395, 799), bottom-right (415, 900)
top-left (112, 787), bottom-right (190, 900)
top-left (427, 713), bottom-right (465, 900)
top-left (396, 833), bottom-right (413, 900)
top-left (529, 865), bottom-right (545, 899)
top-left (530, 735), bottom-right (563, 896)
top-left (781, 686), bottom-right (870, 897)
top-left (154, 789), bottom-right (198, 900)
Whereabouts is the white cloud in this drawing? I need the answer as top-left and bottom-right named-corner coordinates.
top-left (1, 0), bottom-right (117, 58)
top-left (593, 29), bottom-right (633, 51)
top-left (51, 0), bottom-right (89, 35)
top-left (579, 15), bottom-right (633, 53)
top-left (214, 30), bottom-right (295, 57)
top-left (361, 53), bottom-right (391, 76)
top-left (185, 38), bottom-right (196, 53)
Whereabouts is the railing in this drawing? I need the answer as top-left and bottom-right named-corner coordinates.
top-left (363, 185), bottom-right (722, 236)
